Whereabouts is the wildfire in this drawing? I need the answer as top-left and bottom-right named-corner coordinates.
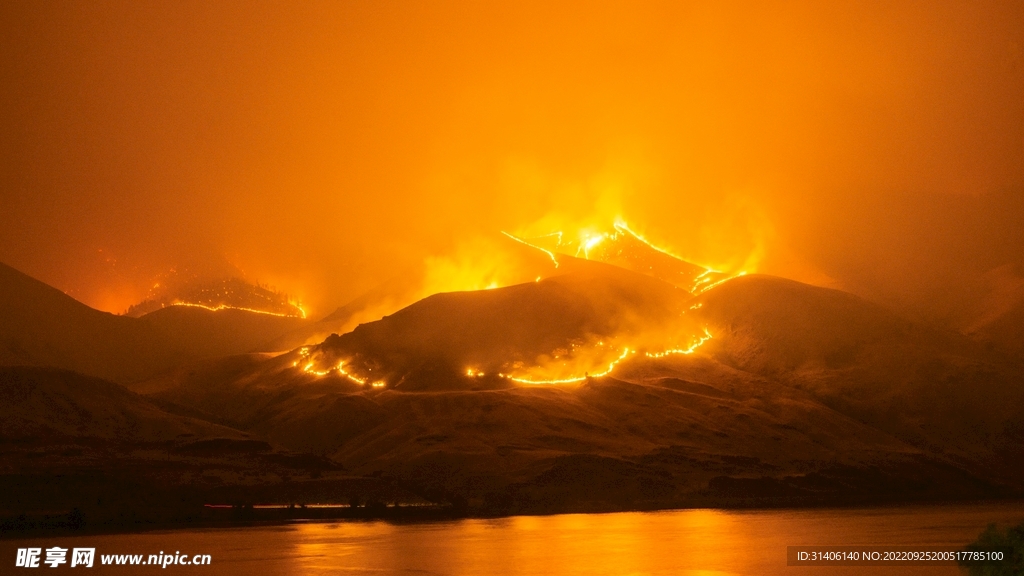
top-left (508, 219), bottom-right (739, 287)
top-left (696, 271), bottom-right (748, 294)
top-left (644, 328), bottom-right (713, 358)
top-left (690, 269), bottom-right (718, 292)
top-left (295, 347), bottom-right (383, 387)
top-left (498, 328), bottom-right (713, 385)
top-left (500, 347), bottom-right (635, 385)
top-left (336, 361), bottom-right (368, 385)
top-left (501, 231), bottom-right (560, 268)
top-left (303, 362), bottom-right (334, 377)
top-left (167, 301), bottom-right (307, 318)
top-left (611, 219), bottom-right (685, 260)
top-left (493, 218), bottom-right (758, 303)
top-left (296, 327), bottom-right (713, 388)
top-left (288, 218), bottom-right (742, 389)
top-left (577, 232), bottom-right (608, 259)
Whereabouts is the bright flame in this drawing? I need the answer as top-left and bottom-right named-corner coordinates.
top-left (295, 347), bottom-right (382, 387)
top-left (697, 270), bottom-right (748, 294)
top-left (501, 231), bottom-right (560, 268)
top-left (167, 301), bottom-right (307, 318)
top-left (644, 328), bottom-right (713, 358)
top-left (577, 232), bottom-right (608, 259)
top-left (335, 361), bottom-right (368, 385)
top-left (501, 347), bottom-right (635, 385)
top-left (303, 361), bottom-right (334, 377)
top-left (612, 219), bottom-right (684, 261)
top-left (519, 219), bottom-right (749, 290)
top-left (500, 328), bottom-right (714, 385)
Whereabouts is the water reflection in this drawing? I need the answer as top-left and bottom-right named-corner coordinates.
top-left (5, 502), bottom-right (1024, 575)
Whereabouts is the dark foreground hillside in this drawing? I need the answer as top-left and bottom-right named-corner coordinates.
top-left (0, 367), bottom-right (429, 534)
top-left (0, 262), bottom-right (307, 383)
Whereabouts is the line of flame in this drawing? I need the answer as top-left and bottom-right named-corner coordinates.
top-left (501, 231), bottom-right (560, 268)
top-left (168, 301), bottom-right (307, 319)
top-left (296, 347), bottom-right (386, 387)
top-left (500, 347), bottom-right (635, 385)
top-left (613, 220), bottom-right (690, 261)
top-left (644, 328), bottom-right (713, 358)
top-left (297, 327), bottom-right (712, 387)
top-left (501, 327), bottom-right (714, 384)
top-left (612, 220), bottom-right (745, 293)
top-left (302, 361), bottom-right (334, 377)
top-left (697, 271), bottom-right (747, 294)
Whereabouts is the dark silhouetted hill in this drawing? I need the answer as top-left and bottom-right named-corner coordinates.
top-left (0, 262), bottom-right (307, 382)
top-left (0, 366), bottom-right (242, 441)
top-left (0, 366), bottom-right (425, 530)
top-left (690, 274), bottom-right (1024, 463)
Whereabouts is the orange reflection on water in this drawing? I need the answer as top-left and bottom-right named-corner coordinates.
top-left (276, 504), bottom-right (1014, 576)
top-left (9, 503), bottom-right (1021, 576)
top-left (283, 509), bottom-right (754, 576)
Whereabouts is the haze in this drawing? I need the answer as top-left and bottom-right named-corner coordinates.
top-left (1, 0), bottom-right (1022, 323)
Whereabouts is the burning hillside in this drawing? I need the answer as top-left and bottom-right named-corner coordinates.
top-left (508, 220), bottom-right (734, 293)
top-left (287, 220), bottom-right (748, 388)
top-left (126, 276), bottom-right (305, 319)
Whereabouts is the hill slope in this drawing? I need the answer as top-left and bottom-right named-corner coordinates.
top-left (0, 366), bottom-right (422, 527)
top-left (0, 262), bottom-right (307, 382)
top-left (689, 275), bottom-right (1024, 464)
top-left (313, 264), bottom-right (695, 389)
top-left (141, 272), bottom-right (1024, 512)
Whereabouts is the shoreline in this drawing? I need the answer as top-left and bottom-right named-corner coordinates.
top-left (5, 495), bottom-right (1023, 540)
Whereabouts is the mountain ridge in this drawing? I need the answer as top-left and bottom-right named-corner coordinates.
top-left (0, 261), bottom-right (308, 383)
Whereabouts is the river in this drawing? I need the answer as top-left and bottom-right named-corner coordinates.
top-left (5, 501), bottom-right (1023, 575)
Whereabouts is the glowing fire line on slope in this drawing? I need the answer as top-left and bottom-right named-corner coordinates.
top-left (501, 231), bottom-right (560, 268)
top-left (168, 301), bottom-right (307, 318)
top-left (612, 219), bottom-right (686, 260)
top-left (498, 347), bottom-right (635, 385)
top-left (294, 327), bottom-right (714, 387)
top-left (506, 219), bottom-right (749, 292)
top-left (696, 271), bottom-right (747, 294)
top-left (294, 347), bottom-right (386, 387)
top-left (643, 328), bottom-right (713, 358)
top-left (470, 328), bottom-right (714, 385)
top-left (611, 221), bottom-right (749, 293)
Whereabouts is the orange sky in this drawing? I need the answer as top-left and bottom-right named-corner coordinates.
top-left (1, 1), bottom-right (1022, 322)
